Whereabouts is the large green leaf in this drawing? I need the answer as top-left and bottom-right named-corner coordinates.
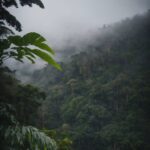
top-left (23, 32), bottom-right (46, 45)
top-left (9, 32), bottom-right (46, 46)
top-left (8, 35), bottom-right (23, 46)
top-left (33, 42), bottom-right (55, 55)
top-left (31, 49), bottom-right (61, 70)
top-left (1, 32), bottom-right (61, 70)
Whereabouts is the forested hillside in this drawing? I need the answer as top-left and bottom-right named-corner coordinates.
top-left (30, 11), bottom-right (150, 150)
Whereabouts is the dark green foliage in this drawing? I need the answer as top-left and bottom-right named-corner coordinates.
top-left (42, 128), bottom-right (72, 150)
top-left (0, 0), bottom-right (61, 149)
top-left (0, 68), bottom-right (46, 125)
top-left (0, 0), bottom-right (44, 34)
top-left (0, 67), bottom-right (58, 150)
top-left (0, 6), bottom-right (22, 32)
top-left (30, 11), bottom-right (150, 150)
top-left (0, 103), bottom-right (57, 150)
top-left (0, 21), bottom-right (14, 37)
top-left (19, 0), bottom-right (44, 8)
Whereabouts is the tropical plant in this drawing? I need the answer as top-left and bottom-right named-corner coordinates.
top-left (0, 103), bottom-right (57, 150)
top-left (0, 0), bottom-right (61, 69)
top-left (0, 0), bottom-right (61, 150)
top-left (0, 32), bottom-right (61, 69)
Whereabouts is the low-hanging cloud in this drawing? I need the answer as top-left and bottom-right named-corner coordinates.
top-left (9, 0), bottom-right (150, 48)
top-left (6, 0), bottom-right (150, 82)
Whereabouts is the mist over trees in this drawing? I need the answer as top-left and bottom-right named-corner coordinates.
top-left (30, 10), bottom-right (150, 150)
top-left (0, 0), bottom-right (150, 149)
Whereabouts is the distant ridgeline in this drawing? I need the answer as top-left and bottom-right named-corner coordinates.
top-left (30, 11), bottom-right (150, 150)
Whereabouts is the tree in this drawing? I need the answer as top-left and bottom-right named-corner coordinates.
top-left (0, 0), bottom-right (60, 149)
top-left (0, 0), bottom-right (61, 70)
top-left (28, 11), bottom-right (150, 150)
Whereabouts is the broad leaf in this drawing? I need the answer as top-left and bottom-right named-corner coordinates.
top-left (33, 42), bottom-right (55, 55)
top-left (8, 35), bottom-right (23, 46)
top-left (31, 49), bottom-right (61, 70)
top-left (23, 32), bottom-right (46, 45)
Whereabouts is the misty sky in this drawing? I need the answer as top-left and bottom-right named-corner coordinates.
top-left (6, 0), bottom-right (150, 80)
top-left (9, 0), bottom-right (150, 48)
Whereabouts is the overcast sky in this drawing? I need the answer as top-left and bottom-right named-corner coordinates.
top-left (9, 0), bottom-right (150, 48)
top-left (7, 0), bottom-right (150, 79)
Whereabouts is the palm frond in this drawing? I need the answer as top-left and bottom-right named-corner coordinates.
top-left (5, 125), bottom-right (57, 150)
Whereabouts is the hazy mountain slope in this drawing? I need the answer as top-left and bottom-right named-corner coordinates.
top-left (29, 11), bottom-right (150, 150)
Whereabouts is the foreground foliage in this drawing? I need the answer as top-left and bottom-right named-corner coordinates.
top-left (0, 32), bottom-right (61, 69)
top-left (0, 0), bottom-right (61, 149)
top-left (0, 68), bottom-right (58, 150)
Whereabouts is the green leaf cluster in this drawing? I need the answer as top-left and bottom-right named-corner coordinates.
top-left (0, 32), bottom-right (61, 70)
